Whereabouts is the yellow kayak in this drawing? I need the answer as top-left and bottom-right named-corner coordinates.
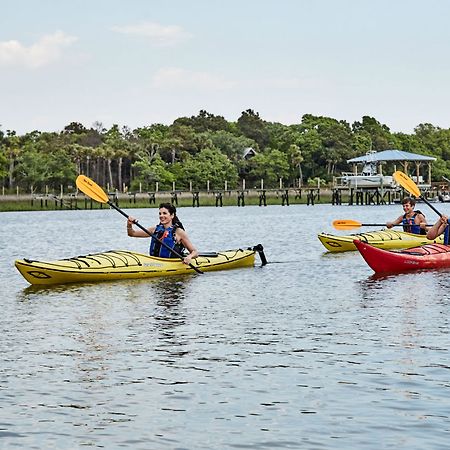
top-left (318, 230), bottom-right (443, 252)
top-left (15, 246), bottom-right (265, 285)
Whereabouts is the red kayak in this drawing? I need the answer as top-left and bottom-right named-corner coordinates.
top-left (354, 239), bottom-right (450, 273)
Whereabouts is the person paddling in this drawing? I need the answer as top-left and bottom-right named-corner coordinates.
top-left (386, 197), bottom-right (427, 234)
top-left (127, 203), bottom-right (198, 265)
top-left (426, 214), bottom-right (450, 244)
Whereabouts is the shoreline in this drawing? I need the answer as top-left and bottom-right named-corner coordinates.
top-left (0, 188), bottom-right (335, 212)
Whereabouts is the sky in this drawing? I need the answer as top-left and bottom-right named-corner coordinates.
top-left (1, 0), bottom-right (450, 135)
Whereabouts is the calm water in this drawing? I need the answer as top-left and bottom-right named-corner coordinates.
top-left (1, 204), bottom-right (450, 449)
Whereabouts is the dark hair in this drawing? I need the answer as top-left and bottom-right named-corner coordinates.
top-left (402, 197), bottom-right (416, 207)
top-left (159, 203), bottom-right (184, 230)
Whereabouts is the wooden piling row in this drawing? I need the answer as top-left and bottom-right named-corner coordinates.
top-left (25, 186), bottom-right (402, 211)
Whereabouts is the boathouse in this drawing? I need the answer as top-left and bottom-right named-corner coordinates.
top-left (333, 149), bottom-right (436, 206)
top-left (347, 149), bottom-right (436, 187)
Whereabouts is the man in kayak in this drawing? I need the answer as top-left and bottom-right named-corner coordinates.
top-left (386, 197), bottom-right (427, 234)
top-left (426, 214), bottom-right (450, 244)
top-left (127, 203), bottom-right (198, 265)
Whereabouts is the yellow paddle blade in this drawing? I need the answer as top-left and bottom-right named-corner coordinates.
top-left (76, 175), bottom-right (109, 203)
top-left (332, 219), bottom-right (362, 230)
top-left (393, 171), bottom-right (421, 197)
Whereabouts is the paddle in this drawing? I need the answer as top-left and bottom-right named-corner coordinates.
top-left (332, 219), bottom-right (395, 230)
top-left (75, 175), bottom-right (203, 274)
top-left (393, 171), bottom-right (442, 217)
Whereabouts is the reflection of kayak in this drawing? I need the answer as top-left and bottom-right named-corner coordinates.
top-left (15, 246), bottom-right (265, 285)
top-left (354, 239), bottom-right (450, 273)
top-left (318, 230), bottom-right (443, 252)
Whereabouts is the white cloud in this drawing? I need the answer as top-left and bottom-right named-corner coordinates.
top-left (0, 31), bottom-right (77, 69)
top-left (151, 67), bottom-right (236, 90)
top-left (111, 21), bottom-right (192, 47)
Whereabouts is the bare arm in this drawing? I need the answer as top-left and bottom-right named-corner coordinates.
top-left (386, 215), bottom-right (403, 229)
top-left (127, 216), bottom-right (155, 238)
top-left (176, 228), bottom-right (198, 264)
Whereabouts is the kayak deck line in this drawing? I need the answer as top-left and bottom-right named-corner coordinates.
top-left (401, 243), bottom-right (450, 255)
top-left (23, 249), bottom-right (234, 271)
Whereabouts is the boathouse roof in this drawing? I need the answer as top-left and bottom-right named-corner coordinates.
top-left (243, 147), bottom-right (257, 159)
top-left (347, 149), bottom-right (436, 163)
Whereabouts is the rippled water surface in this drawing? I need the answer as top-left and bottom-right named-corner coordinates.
top-left (1, 204), bottom-right (450, 449)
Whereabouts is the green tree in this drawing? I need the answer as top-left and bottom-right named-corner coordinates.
top-left (178, 147), bottom-right (238, 190)
top-left (246, 149), bottom-right (290, 188)
top-left (237, 109), bottom-right (270, 149)
top-left (0, 128), bottom-right (7, 180)
top-left (132, 124), bottom-right (171, 162)
top-left (410, 123), bottom-right (450, 180)
top-left (3, 130), bottom-right (23, 189)
top-left (352, 131), bottom-right (373, 155)
top-left (320, 121), bottom-right (354, 176)
top-left (63, 121), bottom-right (88, 135)
top-left (173, 110), bottom-right (230, 133)
top-left (0, 146), bottom-right (7, 180)
top-left (103, 124), bottom-right (131, 190)
top-left (352, 116), bottom-right (392, 151)
top-left (131, 153), bottom-right (174, 191)
top-left (294, 124), bottom-right (321, 182)
top-left (131, 124), bottom-right (179, 188)
top-left (202, 130), bottom-right (256, 162)
top-left (67, 143), bottom-right (91, 176)
top-left (15, 146), bottom-right (76, 191)
top-left (287, 144), bottom-right (304, 186)
top-left (300, 114), bottom-right (354, 181)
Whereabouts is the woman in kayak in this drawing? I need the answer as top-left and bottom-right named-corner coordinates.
top-left (426, 214), bottom-right (450, 244)
top-left (127, 203), bottom-right (198, 265)
top-left (386, 197), bottom-right (427, 234)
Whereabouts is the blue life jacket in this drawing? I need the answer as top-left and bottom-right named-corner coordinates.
top-left (149, 224), bottom-right (184, 258)
top-left (444, 223), bottom-right (450, 245)
top-left (402, 213), bottom-right (423, 234)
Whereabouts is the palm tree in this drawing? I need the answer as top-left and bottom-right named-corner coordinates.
top-left (289, 144), bottom-right (304, 187)
top-left (4, 131), bottom-right (21, 189)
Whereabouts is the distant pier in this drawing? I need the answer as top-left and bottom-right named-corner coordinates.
top-left (2, 184), bottom-right (442, 212)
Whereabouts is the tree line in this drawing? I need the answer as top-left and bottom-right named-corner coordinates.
top-left (1, 109), bottom-right (450, 193)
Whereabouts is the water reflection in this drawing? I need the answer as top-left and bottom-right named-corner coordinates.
top-left (357, 269), bottom-right (447, 358)
top-left (151, 277), bottom-right (190, 361)
top-left (18, 284), bottom-right (87, 300)
top-left (16, 276), bottom-right (193, 383)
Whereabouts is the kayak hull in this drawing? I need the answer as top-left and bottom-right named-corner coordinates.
top-left (354, 239), bottom-right (450, 273)
top-left (318, 230), bottom-right (443, 252)
top-left (15, 248), bottom-right (258, 285)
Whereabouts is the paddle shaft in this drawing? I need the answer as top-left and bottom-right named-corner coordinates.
top-left (419, 196), bottom-right (442, 217)
top-left (361, 223), bottom-right (398, 227)
top-left (107, 201), bottom-right (203, 274)
top-left (333, 219), bottom-right (402, 230)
